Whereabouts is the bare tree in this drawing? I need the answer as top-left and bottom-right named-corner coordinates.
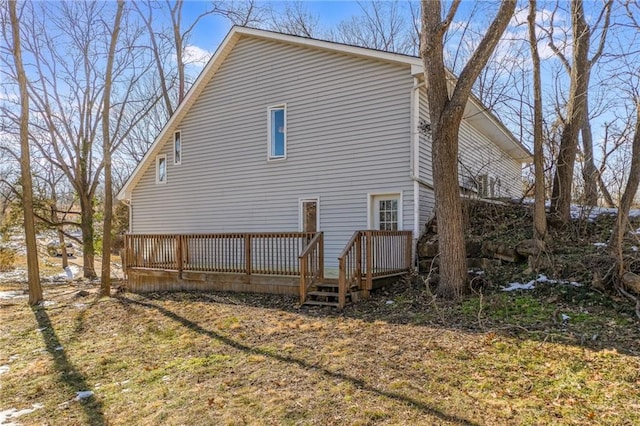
top-left (546, 0), bottom-right (613, 221)
top-left (528, 0), bottom-right (547, 248)
top-left (101, 0), bottom-right (124, 296)
top-left (8, 0), bottom-right (42, 305)
top-left (420, 0), bottom-right (516, 298)
top-left (9, 2), bottom-right (157, 278)
top-left (268, 1), bottom-right (319, 37)
top-left (610, 102), bottom-right (640, 270)
top-left (331, 1), bottom-right (417, 54)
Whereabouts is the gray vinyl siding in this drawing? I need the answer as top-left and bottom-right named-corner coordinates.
top-left (418, 86), bottom-right (521, 198)
top-left (458, 121), bottom-right (522, 198)
top-left (418, 184), bottom-right (435, 236)
top-left (417, 90), bottom-right (433, 184)
top-left (131, 36), bottom-right (414, 269)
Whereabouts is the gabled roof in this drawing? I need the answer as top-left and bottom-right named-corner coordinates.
top-left (118, 26), bottom-right (531, 201)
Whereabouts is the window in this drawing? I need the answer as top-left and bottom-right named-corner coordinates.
top-left (300, 199), bottom-right (318, 232)
top-left (268, 105), bottom-right (286, 159)
top-left (174, 131), bottom-right (181, 165)
top-left (156, 155), bottom-right (167, 184)
top-left (377, 199), bottom-right (398, 230)
top-left (477, 174), bottom-right (499, 198)
top-left (369, 193), bottom-right (401, 230)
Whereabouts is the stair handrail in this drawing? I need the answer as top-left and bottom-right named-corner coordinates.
top-left (337, 231), bottom-right (362, 309)
top-left (298, 232), bottom-right (324, 304)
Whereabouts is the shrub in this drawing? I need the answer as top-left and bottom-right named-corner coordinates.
top-left (0, 246), bottom-right (16, 272)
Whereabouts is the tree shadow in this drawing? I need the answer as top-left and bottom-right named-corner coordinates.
top-left (118, 294), bottom-right (477, 426)
top-left (142, 286), bottom-right (640, 357)
top-left (32, 305), bottom-right (105, 426)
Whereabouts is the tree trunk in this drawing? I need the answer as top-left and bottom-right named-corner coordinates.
top-left (420, 0), bottom-right (516, 298)
top-left (79, 192), bottom-right (97, 279)
top-left (528, 0), bottom-right (547, 246)
top-left (609, 104), bottom-right (640, 275)
top-left (101, 0), bottom-right (124, 297)
top-left (432, 117), bottom-right (468, 298)
top-left (550, 0), bottom-right (590, 224)
top-left (10, 1), bottom-right (42, 305)
top-left (580, 79), bottom-right (599, 206)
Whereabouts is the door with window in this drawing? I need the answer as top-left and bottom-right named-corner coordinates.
top-left (372, 195), bottom-right (399, 230)
top-left (300, 199), bottom-right (318, 233)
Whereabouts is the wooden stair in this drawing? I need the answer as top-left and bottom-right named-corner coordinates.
top-left (302, 278), bottom-right (359, 308)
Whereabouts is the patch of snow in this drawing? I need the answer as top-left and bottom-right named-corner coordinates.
top-left (0, 291), bottom-right (26, 300)
top-left (8, 355), bottom-right (19, 362)
top-left (632, 246), bottom-right (639, 252)
top-left (385, 300), bottom-right (394, 305)
top-left (502, 281), bottom-right (535, 291)
top-left (561, 314), bottom-right (570, 322)
top-left (161, 375), bottom-right (170, 382)
top-left (535, 274), bottom-right (557, 284)
top-left (39, 301), bottom-right (56, 307)
top-left (592, 242), bottom-right (607, 248)
top-left (74, 391), bottom-right (94, 401)
top-left (569, 281), bottom-right (583, 287)
top-left (0, 403), bottom-right (43, 425)
top-left (54, 346), bottom-right (63, 351)
top-left (0, 365), bottom-right (9, 375)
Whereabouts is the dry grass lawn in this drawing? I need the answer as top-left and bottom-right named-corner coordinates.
top-left (1, 280), bottom-right (639, 425)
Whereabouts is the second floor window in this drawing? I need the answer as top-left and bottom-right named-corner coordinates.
top-left (268, 105), bottom-right (286, 159)
top-left (156, 155), bottom-right (167, 184)
top-left (174, 131), bottom-right (181, 165)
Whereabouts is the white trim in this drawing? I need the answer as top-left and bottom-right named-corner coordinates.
top-left (173, 130), bottom-right (182, 165)
top-left (413, 180), bottom-right (420, 239)
top-left (367, 192), bottom-right (403, 230)
top-left (298, 197), bottom-right (320, 232)
top-left (267, 104), bottom-right (287, 161)
top-left (155, 155), bottom-right (167, 184)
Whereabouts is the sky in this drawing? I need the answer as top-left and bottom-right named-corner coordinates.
top-left (185, 1), bottom-right (365, 54)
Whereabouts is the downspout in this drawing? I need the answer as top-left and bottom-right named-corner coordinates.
top-left (411, 77), bottom-right (426, 268)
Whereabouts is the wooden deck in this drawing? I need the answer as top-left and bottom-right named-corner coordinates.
top-left (124, 231), bottom-right (413, 307)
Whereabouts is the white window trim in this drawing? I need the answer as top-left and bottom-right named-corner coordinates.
top-left (299, 197), bottom-right (320, 232)
top-left (367, 192), bottom-right (403, 230)
top-left (174, 130), bottom-right (182, 165)
top-left (267, 104), bottom-right (287, 161)
top-left (156, 155), bottom-right (167, 184)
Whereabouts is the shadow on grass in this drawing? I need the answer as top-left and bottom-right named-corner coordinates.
top-left (32, 305), bottom-right (105, 426)
top-left (121, 295), bottom-right (477, 426)
top-left (139, 284), bottom-right (640, 357)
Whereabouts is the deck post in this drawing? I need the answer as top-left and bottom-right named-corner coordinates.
top-left (365, 231), bottom-right (372, 297)
top-left (355, 232), bottom-right (362, 291)
top-left (405, 232), bottom-right (413, 270)
top-left (319, 232), bottom-right (324, 281)
top-left (300, 257), bottom-right (307, 304)
top-left (338, 257), bottom-right (346, 309)
top-left (176, 235), bottom-right (183, 278)
top-left (245, 234), bottom-right (252, 276)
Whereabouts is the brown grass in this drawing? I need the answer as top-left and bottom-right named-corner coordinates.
top-left (1, 281), bottom-right (639, 425)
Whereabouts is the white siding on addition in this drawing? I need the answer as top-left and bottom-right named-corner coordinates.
top-left (130, 36), bottom-right (415, 269)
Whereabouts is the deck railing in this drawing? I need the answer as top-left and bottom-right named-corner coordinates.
top-left (338, 230), bottom-right (413, 308)
top-left (124, 232), bottom-right (317, 277)
top-left (298, 232), bottom-right (324, 304)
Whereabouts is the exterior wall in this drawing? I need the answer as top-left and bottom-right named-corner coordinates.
top-left (131, 36), bottom-right (415, 269)
top-left (417, 87), bottom-right (522, 198)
